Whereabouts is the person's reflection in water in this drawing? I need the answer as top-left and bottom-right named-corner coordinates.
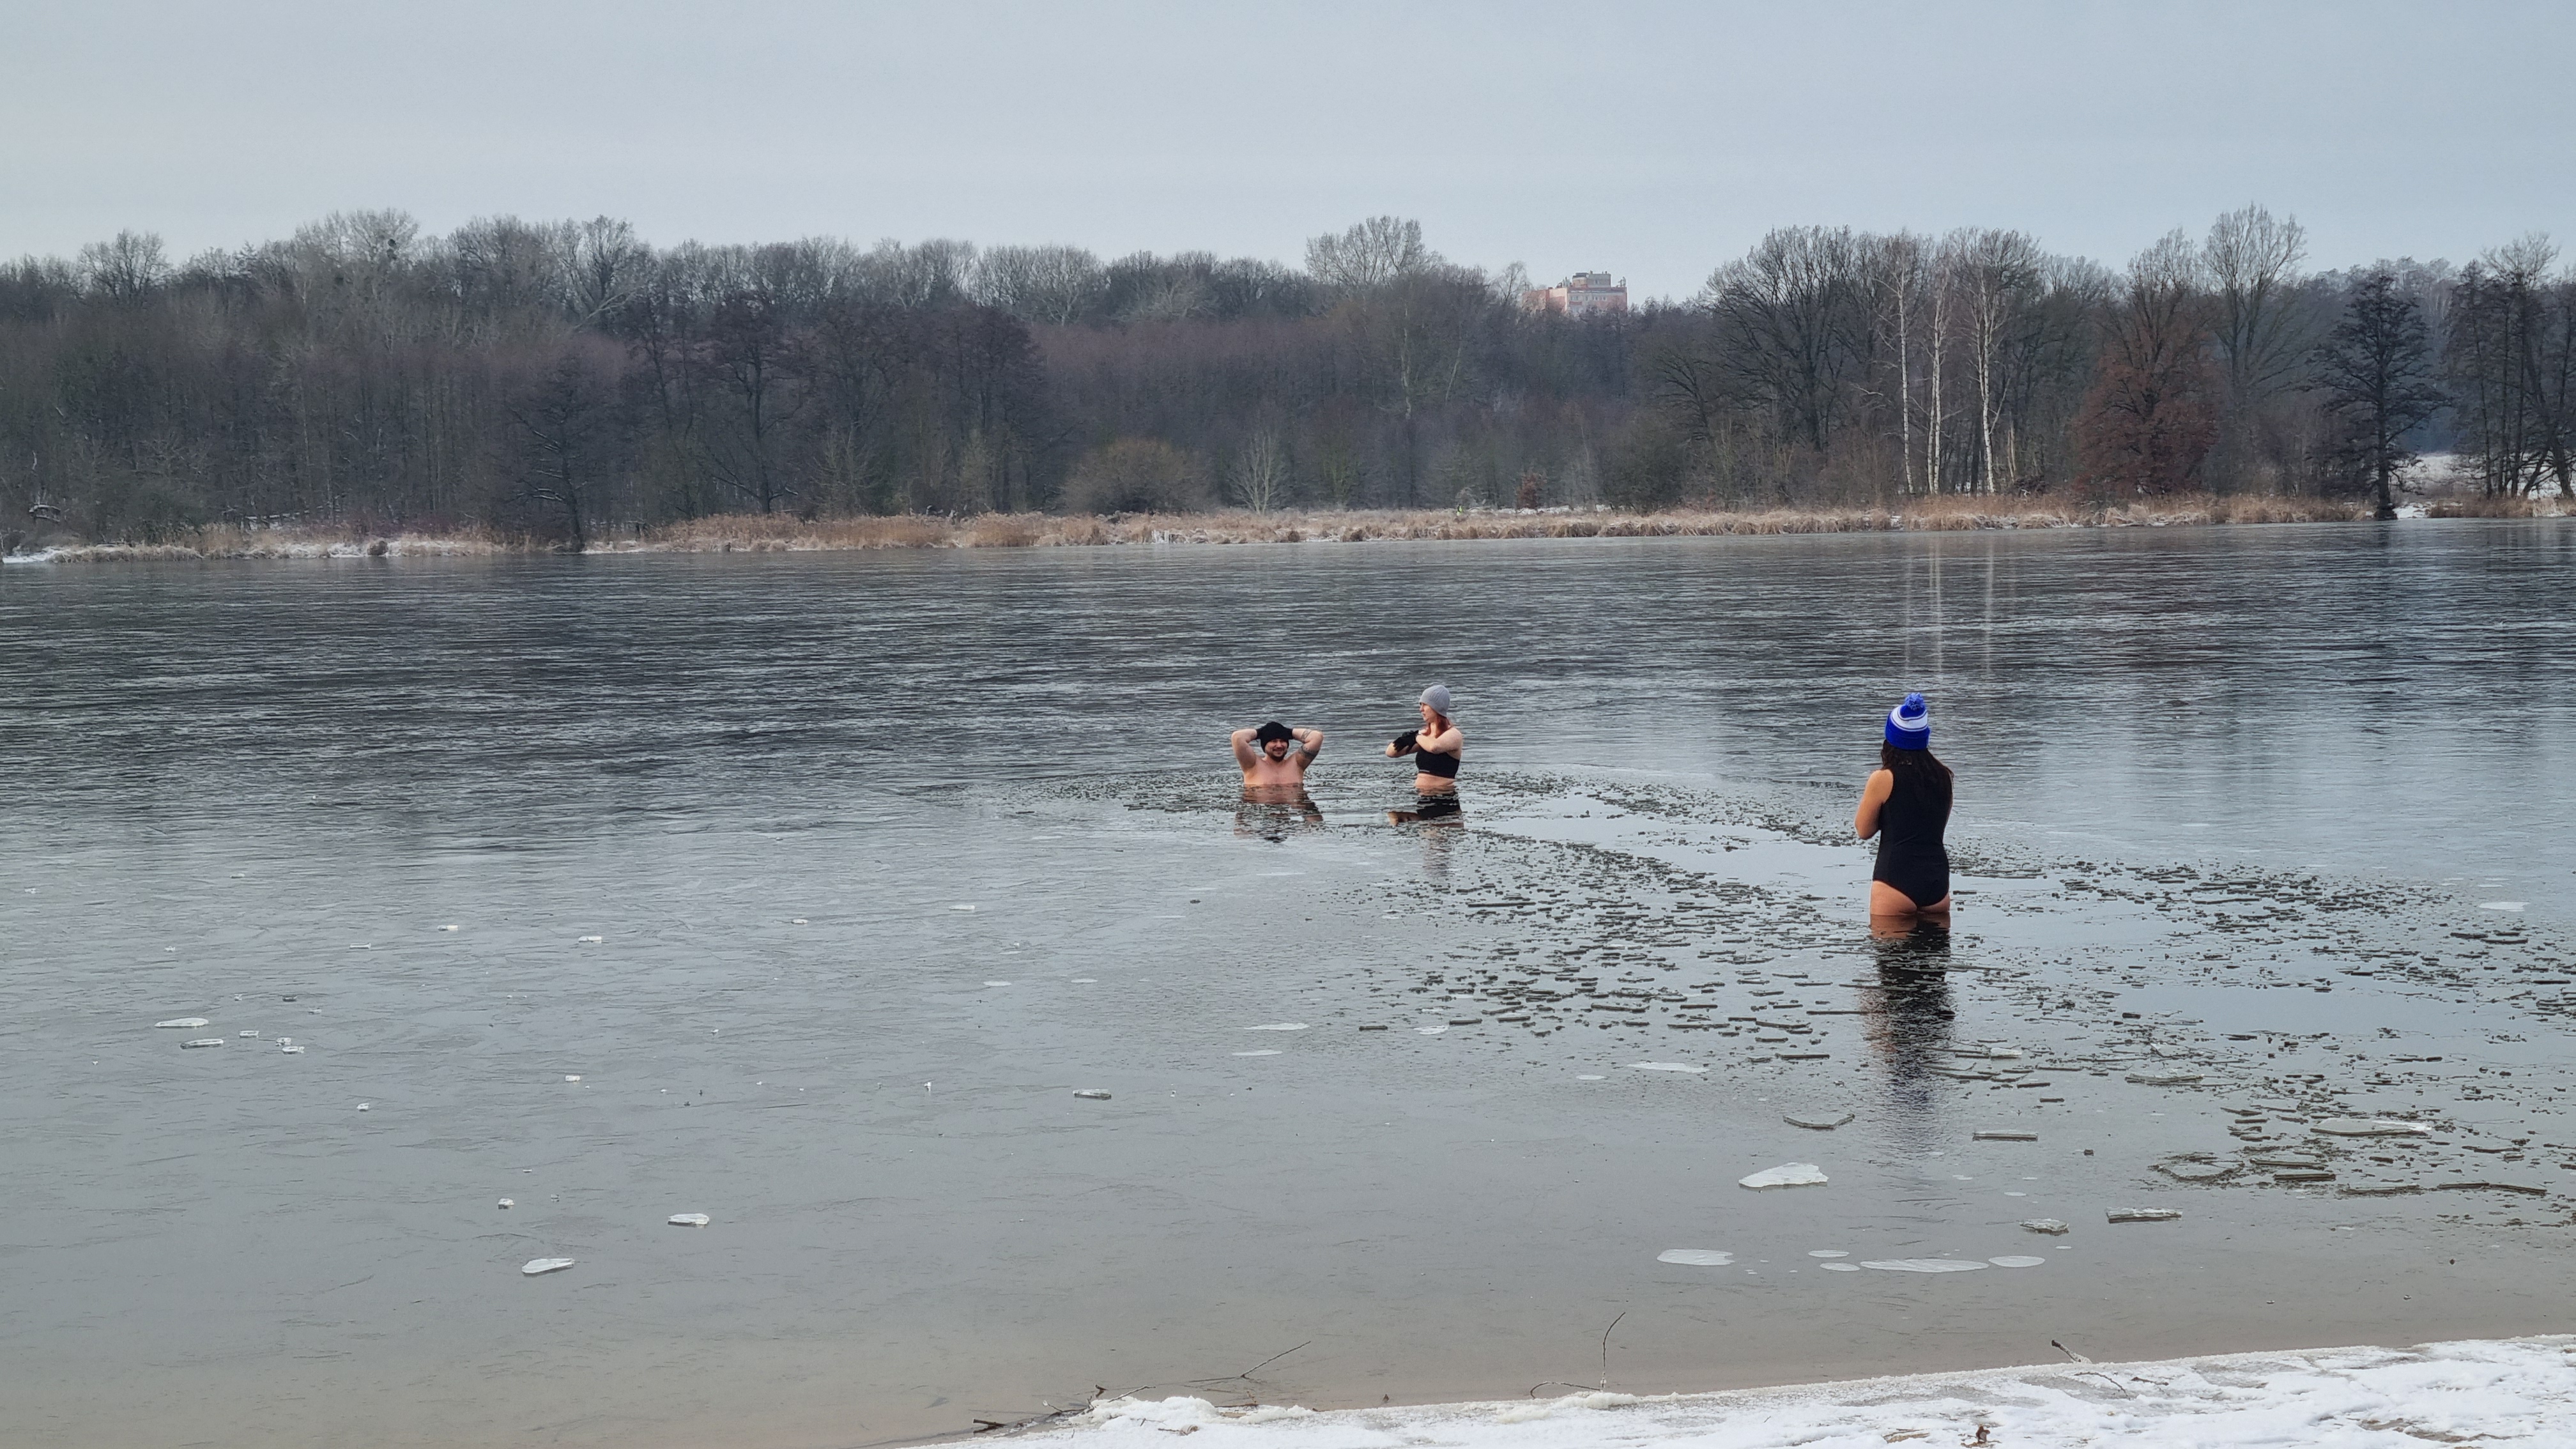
top-left (1385, 794), bottom-right (1463, 883)
top-left (1858, 919), bottom-right (1956, 1154)
top-left (1236, 786), bottom-right (1324, 842)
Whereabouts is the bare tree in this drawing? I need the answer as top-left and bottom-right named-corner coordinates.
top-left (1305, 217), bottom-right (1432, 292)
top-left (77, 231), bottom-right (171, 298)
top-left (1231, 426), bottom-right (1290, 511)
top-left (2308, 271), bottom-right (2444, 516)
top-left (973, 244), bottom-right (1109, 324)
top-left (1952, 228), bottom-right (2044, 491)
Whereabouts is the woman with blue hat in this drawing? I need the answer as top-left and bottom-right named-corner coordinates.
top-left (1855, 693), bottom-right (1951, 922)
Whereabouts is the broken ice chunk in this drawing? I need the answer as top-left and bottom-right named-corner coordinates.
top-left (1072, 1089), bottom-right (1113, 1100)
top-left (2020, 1219), bottom-right (2071, 1235)
top-left (521, 1258), bottom-right (576, 1276)
top-left (155, 1018), bottom-right (210, 1029)
top-left (1739, 1163), bottom-right (1828, 1190)
top-left (2108, 1208), bottom-right (2182, 1223)
top-left (2313, 1118), bottom-right (2433, 1137)
top-left (667, 1213), bottom-right (711, 1227)
top-left (1987, 1255), bottom-right (2047, 1268)
top-left (1861, 1259), bottom-right (1987, 1273)
top-left (1630, 1062), bottom-right (1708, 1074)
top-left (1786, 1112), bottom-right (1854, 1130)
top-left (181, 1038), bottom-right (224, 1048)
top-left (1655, 1249), bottom-right (1733, 1266)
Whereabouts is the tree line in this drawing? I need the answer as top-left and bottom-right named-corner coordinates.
top-left (4, 207), bottom-right (2570, 544)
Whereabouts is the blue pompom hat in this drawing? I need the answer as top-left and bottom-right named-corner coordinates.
top-left (1885, 693), bottom-right (1931, 749)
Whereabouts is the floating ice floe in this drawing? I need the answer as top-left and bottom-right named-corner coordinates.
top-left (2021, 1218), bottom-right (2071, 1236)
top-left (985, 980), bottom-right (1011, 987)
top-left (1862, 1258), bottom-right (1987, 1273)
top-left (440, 924), bottom-right (459, 931)
top-left (1657, 1249), bottom-right (1733, 1266)
top-left (240, 1030), bottom-right (259, 1037)
top-left (1974, 1130), bottom-right (2038, 1141)
top-left (1739, 1163), bottom-right (1828, 1190)
top-left (155, 1018), bottom-right (210, 1029)
top-left (668, 1213), bottom-right (711, 1227)
top-left (1416, 1025), bottom-right (1448, 1035)
top-left (1242, 1023), bottom-right (1308, 1031)
top-left (1630, 1062), bottom-right (1708, 1074)
top-left (2481, 901), bottom-right (2527, 912)
top-left (1988, 1255), bottom-right (2047, 1268)
top-left (2126, 1072), bottom-right (2204, 1085)
top-left (576, 935), bottom-right (604, 944)
top-left (1818, 1261), bottom-right (1860, 1271)
top-left (497, 1199), bottom-right (514, 1209)
top-left (2315, 1117), bottom-right (2434, 1137)
top-left (790, 918), bottom-right (807, 924)
top-left (280, 1043), bottom-right (304, 1054)
top-left (1808, 1250), bottom-right (1850, 1259)
top-left (1232, 1049), bottom-right (1282, 1057)
top-left (1574, 1073), bottom-right (1606, 1081)
top-left (1785, 1112), bottom-right (1853, 1130)
top-left (2109, 1208), bottom-right (2182, 1223)
top-left (356, 1103), bottom-right (370, 1111)
top-left (564, 1075), bottom-right (581, 1082)
top-left (950, 904), bottom-right (976, 912)
top-left (182, 1038), bottom-right (224, 1048)
top-left (521, 1257), bottom-right (576, 1276)
top-left (1072, 1089), bottom-right (1112, 1100)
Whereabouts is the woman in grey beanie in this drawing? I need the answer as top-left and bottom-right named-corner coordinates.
top-left (1386, 684), bottom-right (1464, 794)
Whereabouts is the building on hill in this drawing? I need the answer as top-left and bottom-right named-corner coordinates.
top-left (1523, 272), bottom-right (1629, 318)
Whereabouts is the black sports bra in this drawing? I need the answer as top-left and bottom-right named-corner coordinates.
top-left (1395, 729), bottom-right (1460, 778)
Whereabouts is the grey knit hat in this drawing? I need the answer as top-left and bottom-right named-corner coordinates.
top-left (1420, 684), bottom-right (1452, 716)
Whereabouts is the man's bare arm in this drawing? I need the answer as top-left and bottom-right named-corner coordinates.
top-left (1292, 727), bottom-right (1324, 770)
top-left (1231, 728), bottom-right (1262, 768)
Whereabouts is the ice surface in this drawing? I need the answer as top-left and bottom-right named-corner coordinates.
top-left (2124, 1072), bottom-right (2203, 1085)
top-left (1655, 1249), bottom-right (1733, 1266)
top-left (1784, 1112), bottom-right (1851, 1130)
top-left (1629, 1062), bottom-right (1708, 1074)
top-left (1738, 1163), bottom-right (1827, 1190)
top-left (1024, 1337), bottom-right (2576, 1449)
top-left (1860, 1259), bottom-right (1988, 1273)
top-left (2481, 901), bottom-right (2527, 911)
top-left (521, 1257), bottom-right (576, 1276)
top-left (1973, 1130), bottom-right (2037, 1141)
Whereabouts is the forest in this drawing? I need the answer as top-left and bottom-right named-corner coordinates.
top-left (2, 207), bottom-right (2570, 547)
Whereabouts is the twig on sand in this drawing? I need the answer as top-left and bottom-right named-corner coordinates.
top-left (1183, 1340), bottom-right (1313, 1404)
top-left (1600, 1310), bottom-right (1627, 1386)
top-left (2050, 1338), bottom-right (2092, 1363)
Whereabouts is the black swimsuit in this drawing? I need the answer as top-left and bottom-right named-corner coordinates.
top-left (1871, 768), bottom-right (1951, 908)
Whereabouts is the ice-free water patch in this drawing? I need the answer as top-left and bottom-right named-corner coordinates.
top-left (1740, 1163), bottom-right (1828, 1190)
top-left (1656, 1249), bottom-right (1733, 1266)
top-left (1862, 1259), bottom-right (1988, 1273)
top-left (1988, 1255), bottom-right (2047, 1268)
top-left (1630, 1062), bottom-right (1708, 1074)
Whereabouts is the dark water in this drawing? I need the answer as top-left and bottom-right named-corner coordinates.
top-left (4, 523), bottom-right (2575, 1449)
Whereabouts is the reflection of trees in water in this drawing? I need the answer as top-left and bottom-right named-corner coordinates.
top-left (1235, 789), bottom-right (1322, 842)
top-left (1858, 923), bottom-right (1955, 1152)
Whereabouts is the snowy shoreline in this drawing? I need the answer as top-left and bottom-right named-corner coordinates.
top-left (1021, 1337), bottom-right (2574, 1448)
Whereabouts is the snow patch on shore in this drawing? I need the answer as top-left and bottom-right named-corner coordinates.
top-left (1032, 1337), bottom-right (2576, 1448)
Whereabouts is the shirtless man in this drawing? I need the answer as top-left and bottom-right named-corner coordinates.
top-left (1232, 720), bottom-right (1323, 790)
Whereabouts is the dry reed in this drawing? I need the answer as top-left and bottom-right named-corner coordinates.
top-left (19, 493), bottom-right (2568, 563)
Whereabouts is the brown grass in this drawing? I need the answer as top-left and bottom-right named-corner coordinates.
top-left (19, 493), bottom-right (2568, 563)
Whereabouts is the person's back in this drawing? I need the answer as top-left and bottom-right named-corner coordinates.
top-left (1856, 693), bottom-right (1953, 921)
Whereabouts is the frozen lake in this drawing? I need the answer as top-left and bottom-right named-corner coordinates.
top-left (4, 521), bottom-right (2574, 1448)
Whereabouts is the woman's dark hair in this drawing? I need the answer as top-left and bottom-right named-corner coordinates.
top-left (1880, 743), bottom-right (1954, 802)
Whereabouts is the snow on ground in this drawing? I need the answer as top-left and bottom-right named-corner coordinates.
top-left (1023, 1337), bottom-right (2576, 1448)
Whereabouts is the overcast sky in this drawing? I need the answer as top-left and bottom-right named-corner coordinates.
top-left (6, 0), bottom-right (2569, 300)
